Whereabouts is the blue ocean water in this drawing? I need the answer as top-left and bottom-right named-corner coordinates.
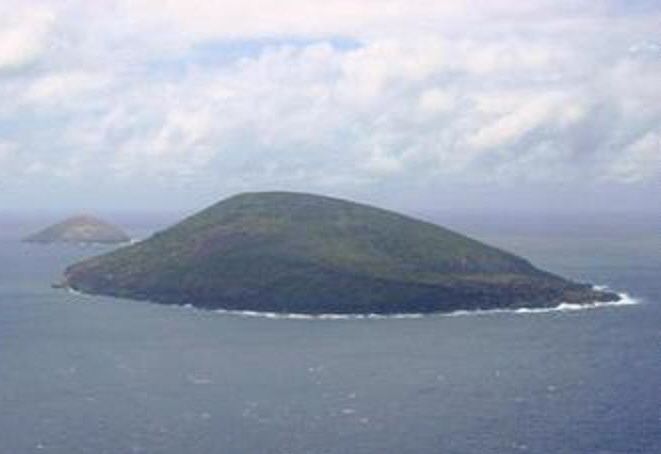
top-left (0, 214), bottom-right (659, 454)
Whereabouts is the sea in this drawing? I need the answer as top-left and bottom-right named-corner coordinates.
top-left (0, 212), bottom-right (659, 454)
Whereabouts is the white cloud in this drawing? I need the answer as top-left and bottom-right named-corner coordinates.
top-left (1, 0), bottom-right (660, 207)
top-left (0, 141), bottom-right (21, 181)
top-left (24, 71), bottom-right (110, 105)
top-left (0, 141), bottom-right (17, 161)
top-left (119, 0), bottom-right (479, 41)
top-left (117, 0), bottom-right (615, 43)
top-left (0, 7), bottom-right (54, 71)
top-left (418, 89), bottom-right (455, 115)
top-left (608, 131), bottom-right (661, 183)
top-left (465, 92), bottom-right (568, 150)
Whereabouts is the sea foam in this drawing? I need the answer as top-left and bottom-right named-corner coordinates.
top-left (66, 287), bottom-right (85, 296)
top-left (211, 308), bottom-right (426, 320)
top-left (210, 287), bottom-right (638, 320)
top-left (65, 284), bottom-right (638, 320)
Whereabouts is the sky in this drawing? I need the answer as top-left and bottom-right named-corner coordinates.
top-left (0, 0), bottom-right (659, 215)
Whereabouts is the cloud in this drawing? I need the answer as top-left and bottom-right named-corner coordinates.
top-left (0, 141), bottom-right (17, 163)
top-left (0, 6), bottom-right (54, 71)
top-left (607, 131), bottom-right (661, 183)
top-left (117, 0), bottom-right (629, 43)
top-left (23, 71), bottom-right (110, 105)
top-left (418, 89), bottom-right (456, 115)
top-left (465, 92), bottom-right (576, 150)
top-left (1, 0), bottom-right (660, 211)
top-left (119, 0), bottom-right (483, 41)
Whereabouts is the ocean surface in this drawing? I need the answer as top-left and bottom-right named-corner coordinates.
top-left (0, 213), bottom-right (659, 454)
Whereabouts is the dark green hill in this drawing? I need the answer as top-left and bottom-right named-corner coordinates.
top-left (63, 192), bottom-right (619, 314)
top-left (25, 215), bottom-right (130, 245)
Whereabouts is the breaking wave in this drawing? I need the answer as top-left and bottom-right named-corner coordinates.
top-left (66, 287), bottom-right (85, 296)
top-left (65, 284), bottom-right (639, 320)
top-left (445, 292), bottom-right (638, 317)
top-left (206, 288), bottom-right (639, 321)
top-left (209, 308), bottom-right (427, 320)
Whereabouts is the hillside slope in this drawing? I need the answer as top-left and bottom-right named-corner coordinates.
top-left (63, 192), bottom-right (619, 313)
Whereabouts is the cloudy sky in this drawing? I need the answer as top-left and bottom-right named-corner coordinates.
top-left (0, 0), bottom-right (659, 214)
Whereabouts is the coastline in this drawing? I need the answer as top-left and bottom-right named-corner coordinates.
top-left (61, 285), bottom-right (638, 321)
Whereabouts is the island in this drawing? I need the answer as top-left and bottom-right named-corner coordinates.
top-left (24, 215), bottom-right (130, 245)
top-left (62, 192), bottom-right (620, 314)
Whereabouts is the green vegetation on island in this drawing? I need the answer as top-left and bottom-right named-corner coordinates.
top-left (63, 192), bottom-right (619, 314)
top-left (25, 215), bottom-right (130, 245)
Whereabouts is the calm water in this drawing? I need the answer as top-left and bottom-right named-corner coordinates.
top-left (1, 214), bottom-right (659, 454)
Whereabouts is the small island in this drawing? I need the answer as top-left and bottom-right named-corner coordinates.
top-left (24, 215), bottom-right (130, 245)
top-left (62, 192), bottom-right (620, 314)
